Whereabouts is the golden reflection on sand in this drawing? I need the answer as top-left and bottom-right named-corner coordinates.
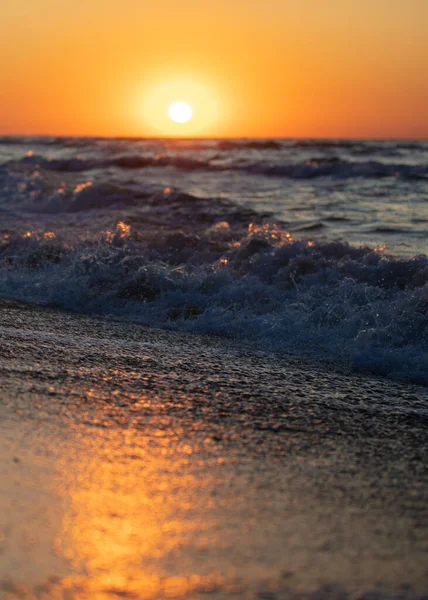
top-left (2, 382), bottom-right (426, 598)
top-left (54, 423), bottom-right (234, 599)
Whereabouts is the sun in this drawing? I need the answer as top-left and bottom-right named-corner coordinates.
top-left (168, 101), bottom-right (193, 124)
top-left (140, 78), bottom-right (219, 135)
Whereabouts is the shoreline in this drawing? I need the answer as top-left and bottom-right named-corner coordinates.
top-left (1, 299), bottom-right (427, 598)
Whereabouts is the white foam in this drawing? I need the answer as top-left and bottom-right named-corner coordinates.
top-left (1, 228), bottom-right (427, 385)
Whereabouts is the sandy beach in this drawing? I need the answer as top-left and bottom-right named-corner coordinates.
top-left (0, 298), bottom-right (427, 599)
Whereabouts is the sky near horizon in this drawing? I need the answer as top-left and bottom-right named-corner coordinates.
top-left (0, 0), bottom-right (427, 138)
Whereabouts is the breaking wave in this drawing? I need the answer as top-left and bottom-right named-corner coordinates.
top-left (1, 223), bottom-right (427, 385)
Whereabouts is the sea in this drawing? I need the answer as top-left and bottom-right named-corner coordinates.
top-left (0, 136), bottom-right (427, 385)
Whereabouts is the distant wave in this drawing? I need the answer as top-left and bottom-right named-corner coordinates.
top-left (289, 139), bottom-right (428, 152)
top-left (1, 224), bottom-right (427, 385)
top-left (8, 153), bottom-right (428, 180)
top-left (2, 136), bottom-right (427, 155)
top-left (0, 136), bottom-right (103, 147)
top-left (242, 158), bottom-right (428, 179)
top-left (0, 167), bottom-right (262, 228)
top-left (215, 139), bottom-right (283, 150)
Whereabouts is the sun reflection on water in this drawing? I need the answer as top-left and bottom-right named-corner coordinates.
top-left (248, 223), bottom-right (294, 245)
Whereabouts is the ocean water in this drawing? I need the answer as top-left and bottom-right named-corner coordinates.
top-left (0, 136), bottom-right (427, 384)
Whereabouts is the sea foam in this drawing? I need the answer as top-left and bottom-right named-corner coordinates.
top-left (1, 224), bottom-right (427, 385)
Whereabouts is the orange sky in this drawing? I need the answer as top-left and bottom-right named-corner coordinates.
top-left (1, 0), bottom-right (427, 138)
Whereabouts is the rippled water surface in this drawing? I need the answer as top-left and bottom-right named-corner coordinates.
top-left (1, 136), bottom-right (427, 256)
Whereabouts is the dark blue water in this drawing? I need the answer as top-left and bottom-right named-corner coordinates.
top-left (1, 137), bottom-right (427, 384)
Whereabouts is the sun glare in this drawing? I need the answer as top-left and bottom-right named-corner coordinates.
top-left (140, 78), bottom-right (220, 136)
top-left (168, 101), bottom-right (193, 124)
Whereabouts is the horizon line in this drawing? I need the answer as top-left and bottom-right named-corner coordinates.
top-left (1, 133), bottom-right (428, 142)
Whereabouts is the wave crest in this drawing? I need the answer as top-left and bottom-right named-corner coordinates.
top-left (1, 226), bottom-right (427, 385)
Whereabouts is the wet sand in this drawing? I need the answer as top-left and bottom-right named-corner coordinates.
top-left (0, 299), bottom-right (427, 599)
